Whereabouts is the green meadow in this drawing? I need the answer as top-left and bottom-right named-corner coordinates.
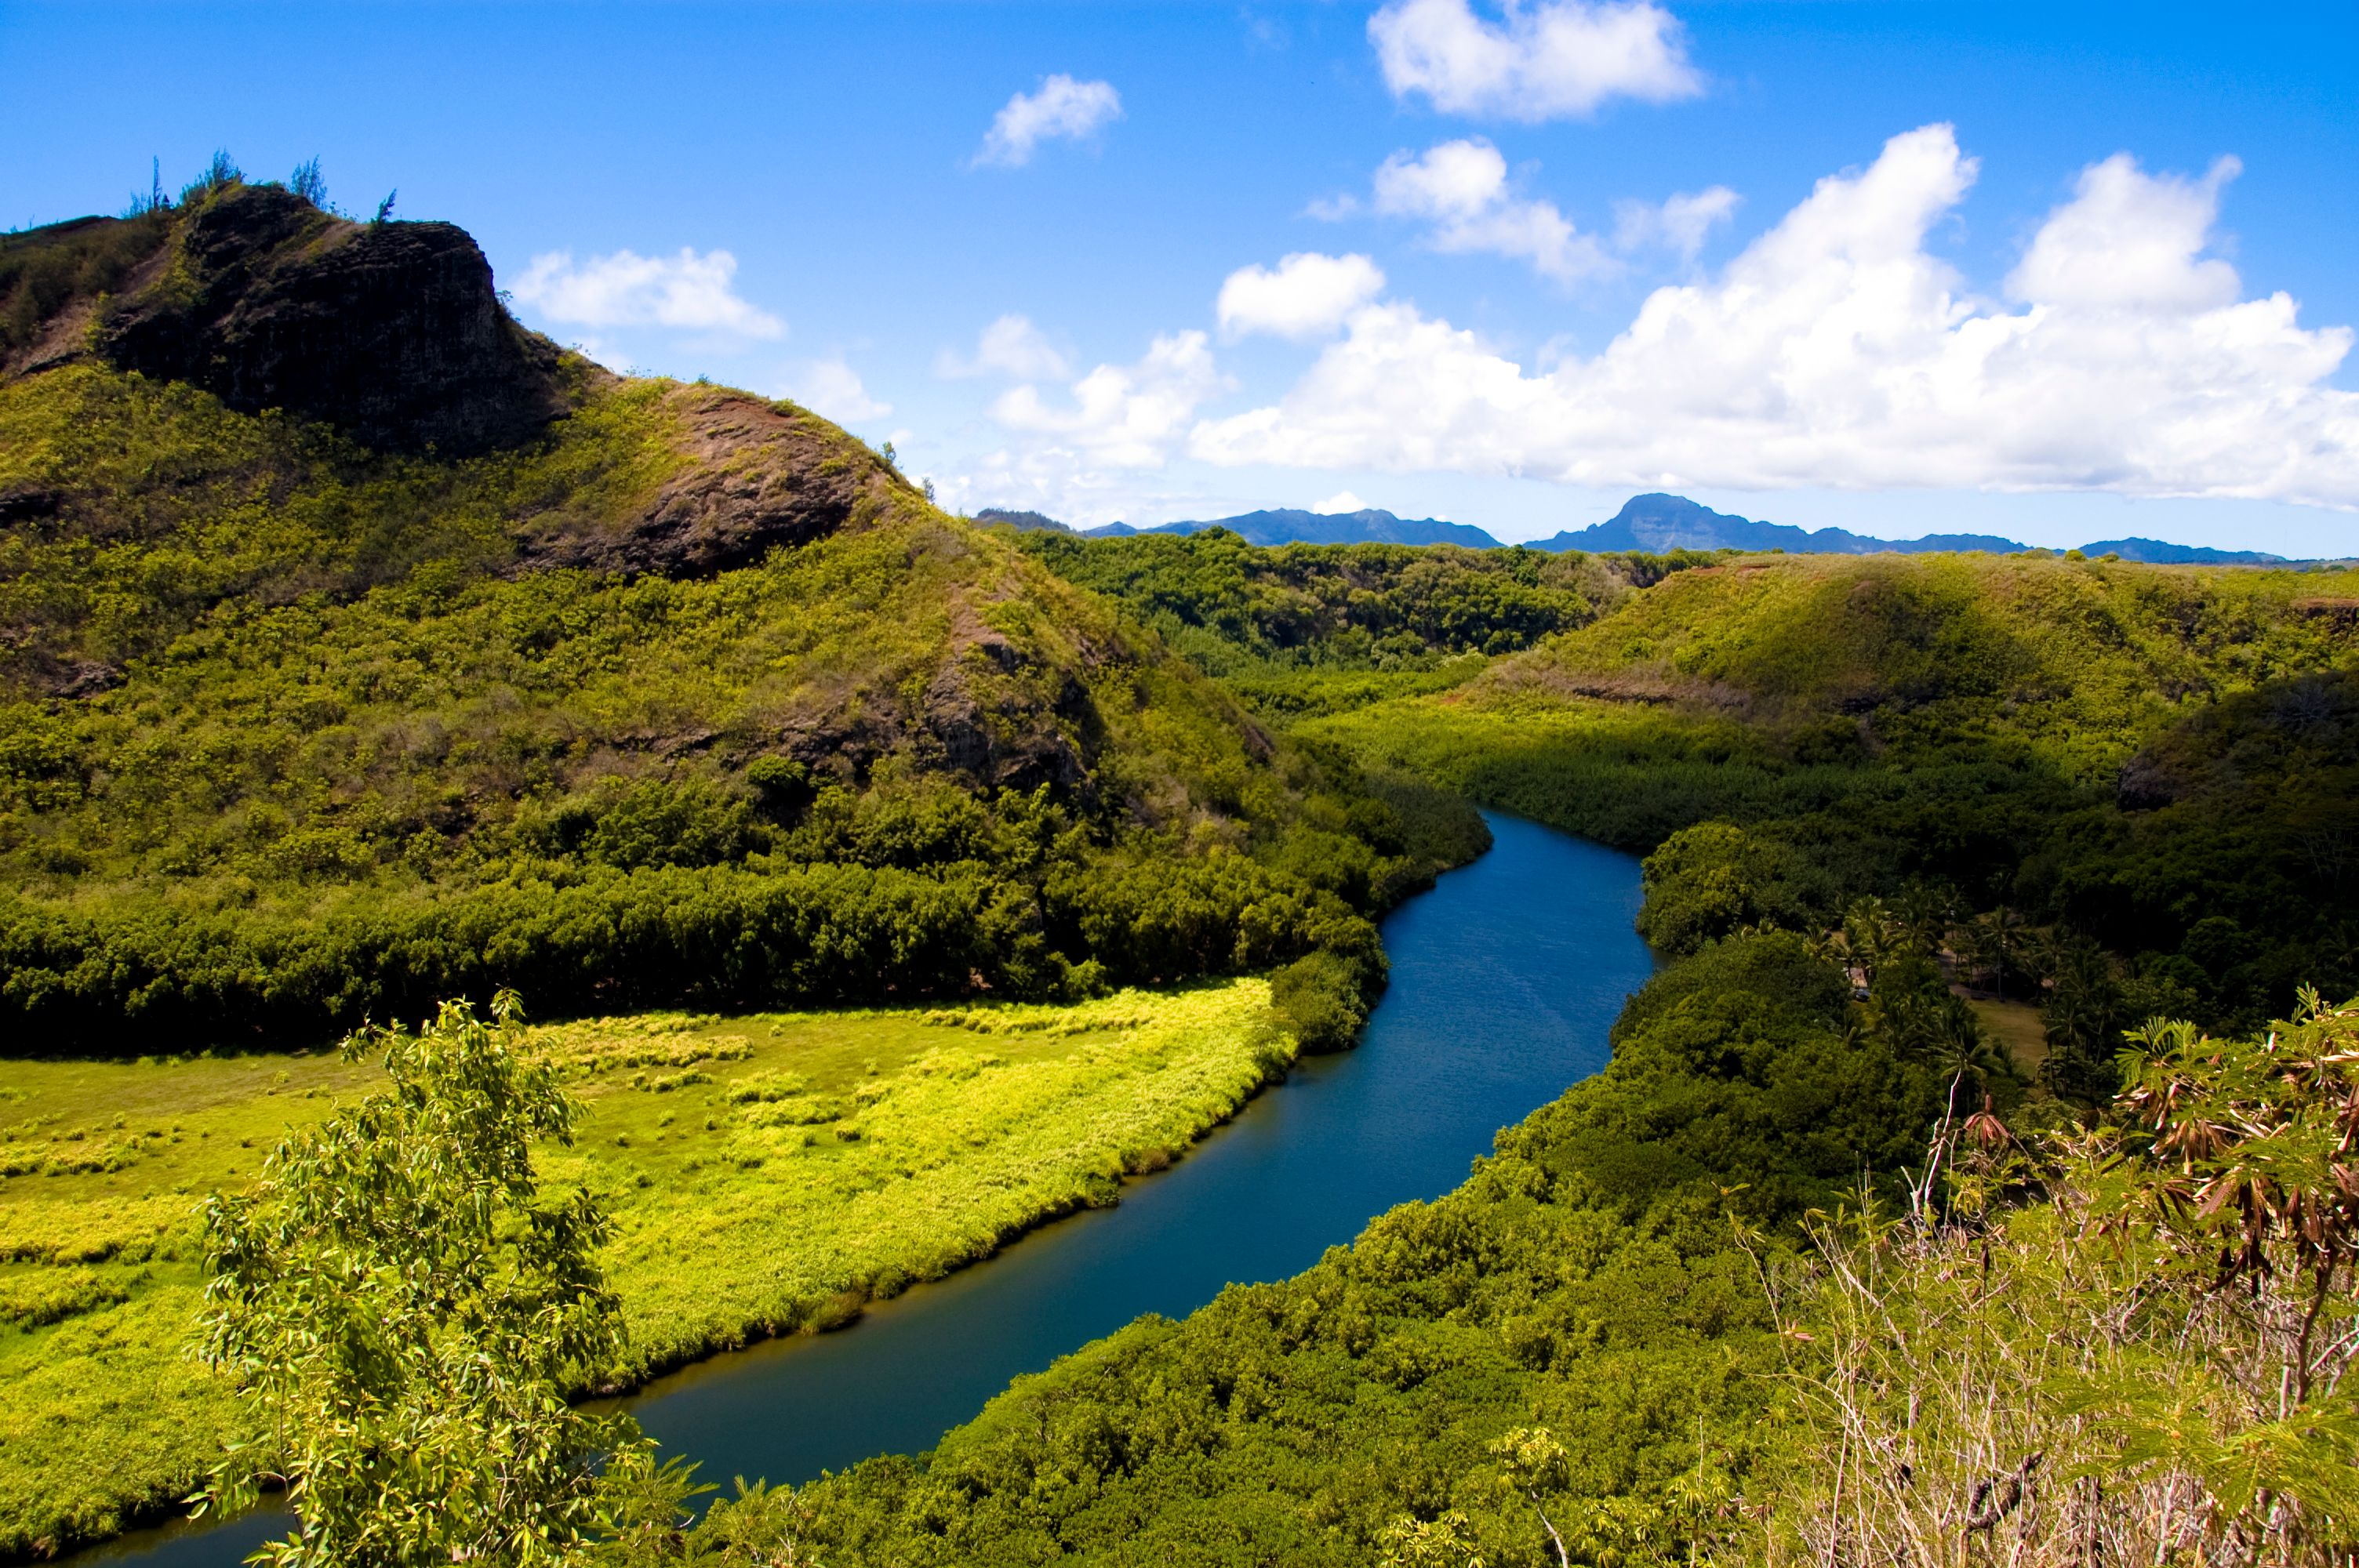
top-left (0, 979), bottom-right (1290, 1559)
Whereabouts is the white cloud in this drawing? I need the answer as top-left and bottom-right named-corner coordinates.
top-left (1190, 125), bottom-right (2359, 510)
top-left (511, 248), bottom-right (783, 340)
top-left (1369, 0), bottom-right (1702, 122)
top-left (1372, 137), bottom-right (1509, 220)
top-left (974, 75), bottom-right (1123, 168)
top-left (1314, 489), bottom-right (1371, 514)
top-left (1612, 184), bottom-right (1739, 260)
top-left (1217, 252), bottom-right (1387, 339)
top-left (777, 356), bottom-right (891, 423)
top-left (1372, 140), bottom-right (1612, 284)
top-left (936, 314), bottom-right (1072, 379)
top-left (991, 331), bottom-right (1229, 467)
top-left (932, 447), bottom-right (1222, 530)
top-left (2007, 153), bottom-right (2242, 311)
top-left (943, 332), bottom-right (1234, 523)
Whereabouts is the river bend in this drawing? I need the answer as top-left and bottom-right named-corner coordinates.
top-left (79, 812), bottom-right (1649, 1564)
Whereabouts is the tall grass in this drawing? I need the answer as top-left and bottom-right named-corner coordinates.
top-left (1768, 998), bottom-right (2359, 1565)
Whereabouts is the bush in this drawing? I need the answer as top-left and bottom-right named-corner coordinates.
top-left (0, 209), bottom-right (173, 354)
top-left (1268, 949), bottom-right (1383, 1053)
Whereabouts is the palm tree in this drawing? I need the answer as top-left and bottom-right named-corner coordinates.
top-left (1892, 880), bottom-right (1954, 960)
top-left (2039, 934), bottom-right (2122, 1101)
top-left (1961, 907), bottom-right (2030, 1000)
top-left (1841, 896), bottom-right (1902, 984)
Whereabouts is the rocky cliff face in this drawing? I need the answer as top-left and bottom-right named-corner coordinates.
top-left (96, 183), bottom-right (565, 456)
top-left (514, 384), bottom-right (925, 578)
top-left (2, 185), bottom-right (941, 699)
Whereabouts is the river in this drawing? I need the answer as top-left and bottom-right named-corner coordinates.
top-left (75, 812), bottom-right (1650, 1564)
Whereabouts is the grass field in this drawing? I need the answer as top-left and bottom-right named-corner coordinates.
top-left (0, 980), bottom-right (1292, 1559)
top-left (1965, 995), bottom-right (2047, 1076)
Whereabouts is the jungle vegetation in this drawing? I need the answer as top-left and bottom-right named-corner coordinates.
top-left (543, 547), bottom-right (2355, 1565)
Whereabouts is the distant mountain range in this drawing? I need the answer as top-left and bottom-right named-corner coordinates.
top-left (2070, 538), bottom-right (2295, 566)
top-left (976, 495), bottom-right (2299, 565)
top-left (978, 506), bottom-right (1496, 549)
top-left (1528, 494), bottom-right (2298, 564)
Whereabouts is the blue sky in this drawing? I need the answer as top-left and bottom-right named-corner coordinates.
top-left (6, 1), bottom-right (2357, 554)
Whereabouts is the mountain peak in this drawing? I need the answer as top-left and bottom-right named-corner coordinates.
top-left (9, 180), bottom-right (568, 456)
top-left (1531, 496), bottom-right (2026, 557)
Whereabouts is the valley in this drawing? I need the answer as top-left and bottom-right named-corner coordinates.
top-left (3, 161), bottom-right (2355, 1567)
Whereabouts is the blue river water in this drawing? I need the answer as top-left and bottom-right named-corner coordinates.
top-left (74, 812), bottom-right (1650, 1563)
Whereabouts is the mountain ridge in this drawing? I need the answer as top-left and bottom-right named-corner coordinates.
top-left (1525, 492), bottom-right (2026, 557)
top-left (0, 182), bottom-right (1409, 1043)
top-left (980, 494), bottom-right (2302, 564)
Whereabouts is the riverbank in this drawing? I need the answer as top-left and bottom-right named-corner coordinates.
top-left (1, 982), bottom-right (1294, 1561)
top-left (612, 814), bottom-right (1652, 1494)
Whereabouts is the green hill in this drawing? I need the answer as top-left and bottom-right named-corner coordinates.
top-left (1006, 525), bottom-right (1717, 718)
top-left (0, 180), bottom-right (1464, 1054)
top-left (1312, 549), bottom-right (2359, 1034)
top-left (1482, 548), bottom-right (2353, 760)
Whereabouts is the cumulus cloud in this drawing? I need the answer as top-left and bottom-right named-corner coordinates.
top-left (935, 441), bottom-right (1239, 529)
top-left (1314, 489), bottom-right (1371, 513)
top-left (1612, 184), bottom-right (1739, 260)
top-left (1190, 125), bottom-right (2359, 509)
top-left (2008, 153), bottom-right (2243, 310)
top-left (1371, 139), bottom-right (1612, 284)
top-left (936, 314), bottom-right (1072, 379)
top-left (777, 356), bottom-right (891, 423)
top-left (974, 75), bottom-right (1123, 168)
top-left (938, 332), bottom-right (1234, 525)
top-left (1369, 0), bottom-right (1702, 122)
top-left (1217, 252), bottom-right (1387, 339)
top-left (991, 331), bottom-right (1229, 467)
top-left (511, 248), bottom-right (783, 340)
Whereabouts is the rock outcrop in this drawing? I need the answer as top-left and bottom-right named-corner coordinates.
top-left (513, 385), bottom-right (925, 577)
top-left (96, 183), bottom-right (565, 456)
